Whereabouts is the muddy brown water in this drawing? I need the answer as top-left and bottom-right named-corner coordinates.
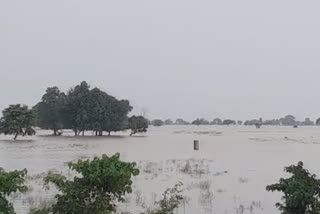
top-left (1, 125), bottom-right (320, 214)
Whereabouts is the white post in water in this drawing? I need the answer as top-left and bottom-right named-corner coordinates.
top-left (194, 140), bottom-right (199, 151)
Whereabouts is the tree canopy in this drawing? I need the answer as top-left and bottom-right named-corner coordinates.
top-left (211, 118), bottom-right (222, 125)
top-left (192, 118), bottom-right (210, 126)
top-left (152, 119), bottom-right (164, 127)
top-left (0, 168), bottom-right (27, 213)
top-left (40, 153), bottom-right (139, 214)
top-left (0, 104), bottom-right (36, 140)
top-left (222, 119), bottom-right (236, 125)
top-left (164, 119), bottom-right (173, 125)
top-left (34, 81), bottom-right (133, 136)
top-left (34, 87), bottom-right (66, 135)
top-left (280, 115), bottom-right (296, 126)
top-left (266, 161), bottom-right (320, 214)
top-left (175, 118), bottom-right (190, 125)
top-left (64, 81), bottom-right (92, 136)
top-left (128, 115), bottom-right (148, 136)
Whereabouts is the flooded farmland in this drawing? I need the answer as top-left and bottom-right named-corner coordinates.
top-left (1, 125), bottom-right (320, 214)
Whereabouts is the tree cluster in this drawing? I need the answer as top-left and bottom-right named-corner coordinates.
top-left (245, 115), bottom-right (316, 127)
top-left (0, 82), bottom-right (148, 139)
top-left (34, 81), bottom-right (146, 136)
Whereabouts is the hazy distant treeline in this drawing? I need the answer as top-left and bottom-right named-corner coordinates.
top-left (151, 115), bottom-right (320, 127)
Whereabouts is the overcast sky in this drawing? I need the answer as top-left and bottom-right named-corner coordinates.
top-left (1, 0), bottom-right (320, 121)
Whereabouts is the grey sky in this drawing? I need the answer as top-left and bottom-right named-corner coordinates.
top-left (1, 0), bottom-right (320, 121)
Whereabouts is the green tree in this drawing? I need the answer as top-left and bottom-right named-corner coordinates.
top-left (152, 119), bottom-right (164, 127)
top-left (0, 168), bottom-right (27, 213)
top-left (164, 119), bottom-right (173, 125)
top-left (105, 99), bottom-right (132, 136)
top-left (64, 82), bottom-right (132, 136)
top-left (175, 119), bottom-right (190, 125)
top-left (87, 88), bottom-right (109, 136)
top-left (211, 118), bottom-right (222, 125)
top-left (302, 118), bottom-right (315, 126)
top-left (90, 91), bottom-right (132, 136)
top-left (280, 115), bottom-right (296, 126)
top-left (34, 87), bottom-right (66, 135)
top-left (41, 153), bottom-right (139, 214)
top-left (192, 118), bottom-right (209, 126)
top-left (0, 104), bottom-right (35, 140)
top-left (65, 81), bottom-right (91, 136)
top-left (266, 161), bottom-right (320, 214)
top-left (222, 119), bottom-right (236, 125)
top-left (128, 115), bottom-right (148, 136)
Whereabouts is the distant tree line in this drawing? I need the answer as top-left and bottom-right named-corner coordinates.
top-left (0, 81), bottom-right (148, 139)
top-left (244, 115), bottom-right (317, 127)
top-left (150, 118), bottom-right (238, 126)
top-left (151, 115), bottom-right (320, 127)
top-left (150, 118), bottom-right (191, 126)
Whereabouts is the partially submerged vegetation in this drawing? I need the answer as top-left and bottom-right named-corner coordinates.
top-left (34, 153), bottom-right (140, 214)
top-left (128, 116), bottom-right (149, 136)
top-left (0, 167), bottom-right (27, 213)
top-left (0, 81), bottom-right (148, 139)
top-left (0, 104), bottom-right (35, 140)
top-left (2, 156), bottom-right (320, 214)
top-left (33, 81), bottom-right (134, 137)
top-left (0, 82), bottom-right (319, 140)
top-left (267, 161), bottom-right (320, 214)
top-left (1, 154), bottom-right (186, 214)
top-left (142, 182), bottom-right (184, 214)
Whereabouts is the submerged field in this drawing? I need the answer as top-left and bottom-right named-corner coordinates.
top-left (1, 125), bottom-right (320, 214)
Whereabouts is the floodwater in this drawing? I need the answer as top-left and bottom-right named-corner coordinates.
top-left (1, 125), bottom-right (320, 214)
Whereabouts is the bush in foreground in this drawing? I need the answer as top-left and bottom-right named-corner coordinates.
top-left (267, 161), bottom-right (320, 214)
top-left (0, 168), bottom-right (27, 213)
top-left (143, 182), bottom-right (184, 214)
top-left (35, 153), bottom-right (139, 214)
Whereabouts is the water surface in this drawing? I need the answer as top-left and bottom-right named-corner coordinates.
top-left (1, 125), bottom-right (320, 214)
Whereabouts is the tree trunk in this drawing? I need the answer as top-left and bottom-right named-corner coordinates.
top-left (108, 131), bottom-right (111, 136)
top-left (14, 133), bottom-right (18, 140)
top-left (99, 131), bottom-right (103, 136)
top-left (74, 130), bottom-right (78, 136)
top-left (130, 130), bottom-right (136, 136)
top-left (53, 129), bottom-right (57, 136)
top-left (82, 130), bottom-right (85, 136)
